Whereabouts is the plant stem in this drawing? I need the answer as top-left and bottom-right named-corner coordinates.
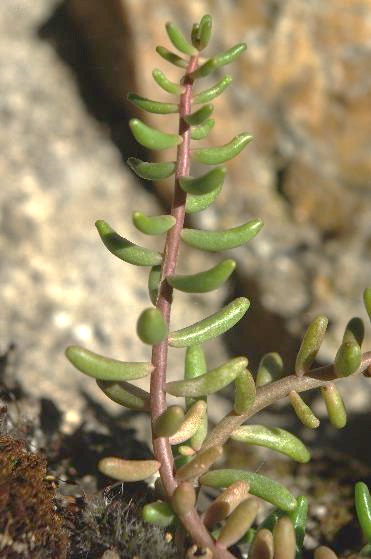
top-left (150, 54), bottom-right (198, 496)
top-left (149, 56), bottom-right (236, 559)
top-left (202, 351), bottom-right (371, 451)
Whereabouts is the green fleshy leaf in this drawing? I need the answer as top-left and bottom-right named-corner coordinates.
top-left (97, 380), bottom-right (150, 411)
top-left (185, 184), bottom-right (222, 213)
top-left (142, 501), bottom-right (175, 527)
top-left (231, 425), bottom-right (311, 463)
top-left (148, 265), bottom-right (161, 305)
top-left (343, 317), bottom-right (364, 347)
top-left (129, 118), bottom-right (182, 150)
top-left (190, 43), bottom-right (246, 79)
top-left (165, 21), bottom-right (198, 56)
top-left (191, 23), bottom-right (200, 49)
top-left (65, 345), bottom-right (152, 381)
top-left (156, 45), bottom-right (187, 68)
top-left (200, 469), bottom-right (297, 512)
top-left (168, 259), bottom-right (236, 293)
top-left (289, 391), bottom-right (320, 429)
top-left (295, 315), bottom-right (328, 376)
top-left (320, 383), bottom-right (347, 429)
top-left (152, 68), bottom-right (185, 95)
top-left (193, 75), bottom-right (233, 104)
top-left (137, 307), bottom-right (168, 345)
top-left (98, 457), bottom-right (160, 482)
top-left (334, 341), bottom-right (362, 377)
top-left (289, 496), bottom-right (308, 550)
top-left (364, 287), bottom-right (371, 321)
top-left (198, 15), bottom-right (212, 50)
top-left (191, 119), bottom-right (215, 140)
top-left (179, 166), bottom-right (226, 195)
top-left (256, 352), bottom-right (284, 387)
top-left (184, 104), bottom-right (214, 126)
top-left (153, 405), bottom-right (185, 437)
top-left (127, 93), bottom-right (178, 114)
top-left (96, 220), bottom-right (162, 266)
top-left (233, 368), bottom-right (256, 414)
top-left (132, 211), bottom-right (176, 235)
top-left (192, 133), bottom-right (253, 164)
top-left (355, 482), bottom-right (371, 543)
top-left (184, 345), bottom-right (208, 451)
top-left (169, 297), bottom-right (250, 347)
top-left (127, 158), bottom-right (176, 180)
top-left (166, 357), bottom-right (248, 397)
top-left (181, 218), bottom-right (263, 252)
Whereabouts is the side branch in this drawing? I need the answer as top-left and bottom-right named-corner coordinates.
top-left (202, 351), bottom-right (371, 452)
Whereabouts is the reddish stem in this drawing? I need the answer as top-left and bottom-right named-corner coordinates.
top-left (149, 56), bottom-right (235, 559)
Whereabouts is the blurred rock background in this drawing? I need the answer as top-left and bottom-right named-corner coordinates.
top-left (0, 0), bottom-right (370, 450)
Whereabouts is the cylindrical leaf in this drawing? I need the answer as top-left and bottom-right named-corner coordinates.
top-left (200, 469), bottom-right (297, 511)
top-left (273, 516), bottom-right (296, 559)
top-left (176, 446), bottom-right (223, 481)
top-left (203, 480), bottom-right (250, 529)
top-left (165, 22), bottom-right (198, 56)
top-left (191, 119), bottom-right (215, 140)
top-left (184, 104), bottom-right (214, 126)
top-left (142, 501), bottom-right (175, 527)
top-left (256, 352), bottom-right (284, 387)
top-left (171, 482), bottom-right (197, 516)
top-left (127, 157), bottom-right (176, 180)
top-left (65, 345), bottom-right (153, 381)
top-left (295, 315), bottom-right (328, 376)
top-left (137, 308), bottom-right (168, 345)
top-left (249, 529), bottom-right (274, 559)
top-left (178, 445), bottom-right (195, 456)
top-left (169, 401), bottom-right (207, 445)
top-left (97, 380), bottom-right (150, 411)
top-left (96, 220), bottom-right (162, 266)
top-left (217, 499), bottom-right (259, 548)
top-left (181, 219), bottom-right (263, 252)
top-left (152, 68), bottom-right (185, 95)
top-left (132, 211), bottom-right (176, 235)
top-left (355, 482), bottom-right (371, 542)
top-left (314, 547), bottom-right (339, 559)
top-left (231, 425), bottom-right (311, 463)
top-left (288, 495), bottom-right (308, 550)
top-left (156, 46), bottom-right (187, 68)
top-left (168, 259), bottom-right (236, 293)
top-left (184, 345), bottom-right (208, 450)
top-left (127, 93), bottom-right (178, 114)
top-left (193, 75), bottom-right (233, 104)
top-left (185, 184), bottom-right (222, 213)
top-left (166, 357), bottom-right (248, 397)
top-left (364, 287), bottom-right (371, 321)
top-left (191, 133), bottom-right (253, 164)
top-left (234, 368), bottom-right (256, 414)
top-left (153, 405), bottom-right (185, 437)
top-left (343, 317), bottom-right (364, 347)
top-left (148, 265), bottom-right (161, 305)
top-left (169, 298), bottom-right (249, 348)
top-left (289, 390), bottom-right (320, 429)
top-left (198, 15), bottom-right (212, 50)
top-left (321, 384), bottom-right (347, 429)
top-left (98, 456), bottom-right (160, 481)
top-left (334, 342), bottom-right (362, 377)
top-left (191, 23), bottom-right (200, 49)
top-left (129, 118), bottom-right (182, 150)
top-left (190, 43), bottom-right (247, 80)
top-left (179, 166), bottom-right (226, 195)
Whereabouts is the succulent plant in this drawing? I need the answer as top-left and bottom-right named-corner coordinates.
top-left (65, 14), bottom-right (371, 559)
